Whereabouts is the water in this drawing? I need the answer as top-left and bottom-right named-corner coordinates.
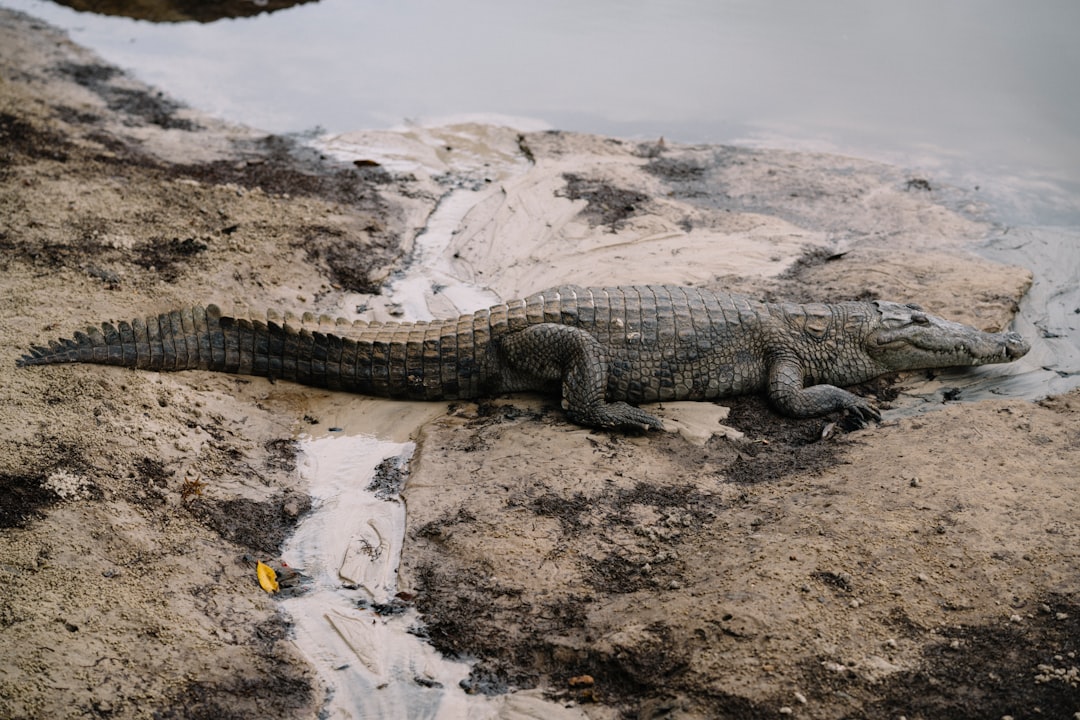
top-left (2, 0), bottom-right (1078, 224)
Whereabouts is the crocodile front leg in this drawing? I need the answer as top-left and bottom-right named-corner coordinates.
top-left (499, 324), bottom-right (664, 431)
top-left (767, 357), bottom-right (881, 422)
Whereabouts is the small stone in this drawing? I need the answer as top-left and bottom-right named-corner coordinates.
top-left (849, 598), bottom-right (862, 608)
top-left (916, 573), bottom-right (929, 583)
top-left (779, 707), bottom-right (793, 715)
top-left (884, 638), bottom-right (898, 649)
top-left (909, 476), bottom-right (921, 487)
top-left (1056, 612), bottom-right (1069, 620)
top-left (794, 691), bottom-right (807, 704)
top-left (568, 675), bottom-right (594, 688)
top-left (1009, 614), bottom-right (1022, 623)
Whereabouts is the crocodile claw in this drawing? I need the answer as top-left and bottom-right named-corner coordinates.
top-left (843, 397), bottom-right (882, 428)
top-left (569, 402), bottom-right (665, 432)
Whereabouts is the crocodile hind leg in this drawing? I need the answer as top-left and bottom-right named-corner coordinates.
top-left (499, 323), bottom-right (664, 431)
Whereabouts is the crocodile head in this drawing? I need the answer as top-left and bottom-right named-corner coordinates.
top-left (866, 301), bottom-right (1030, 371)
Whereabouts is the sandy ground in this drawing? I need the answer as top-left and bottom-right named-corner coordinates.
top-left (1, 8), bottom-right (1078, 720)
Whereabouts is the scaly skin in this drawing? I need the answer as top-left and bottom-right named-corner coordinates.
top-left (17, 285), bottom-right (1030, 430)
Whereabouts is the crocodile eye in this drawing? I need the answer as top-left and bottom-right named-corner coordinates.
top-left (911, 313), bottom-right (929, 325)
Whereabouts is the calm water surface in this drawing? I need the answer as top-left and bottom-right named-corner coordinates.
top-left (3, 0), bottom-right (1078, 224)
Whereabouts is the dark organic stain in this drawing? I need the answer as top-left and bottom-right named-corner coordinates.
top-left (263, 438), bottom-right (299, 473)
top-left (586, 552), bottom-right (653, 594)
top-left (2, 96), bottom-right (402, 292)
top-left (187, 492), bottom-right (311, 554)
top-left (413, 562), bottom-right (526, 654)
top-left (610, 480), bottom-right (715, 518)
top-left (300, 226), bottom-right (385, 295)
top-left (411, 477), bottom-right (737, 712)
top-left (589, 622), bottom-right (692, 695)
top-left (720, 396), bottom-right (843, 483)
top-left (170, 133), bottom-right (395, 202)
top-left (774, 246), bottom-right (851, 286)
top-left (57, 61), bottom-right (119, 86)
top-left (0, 473), bottom-right (57, 528)
top-left (162, 134), bottom-right (400, 293)
top-left (129, 456), bottom-right (173, 507)
top-left (474, 400), bottom-right (548, 424)
top-left (515, 133), bottom-right (536, 164)
top-left (834, 595), bottom-right (1080, 720)
top-left (460, 663), bottom-right (518, 696)
top-left (884, 606), bottom-right (929, 639)
top-left (367, 456), bottom-right (408, 500)
top-left (155, 673), bottom-right (313, 720)
top-left (412, 507), bottom-right (477, 539)
top-left (643, 156), bottom-right (709, 181)
top-left (524, 491), bottom-right (590, 533)
top-left (52, 105), bottom-right (102, 126)
top-left (560, 173), bottom-right (649, 230)
top-left (813, 570), bottom-right (854, 593)
top-left (134, 236), bottom-right (208, 281)
top-left (0, 112), bottom-right (71, 166)
top-left (56, 62), bottom-right (198, 130)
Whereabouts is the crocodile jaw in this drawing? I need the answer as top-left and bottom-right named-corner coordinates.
top-left (867, 301), bottom-right (1030, 371)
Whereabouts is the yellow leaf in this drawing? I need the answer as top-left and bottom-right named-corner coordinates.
top-left (257, 561), bottom-right (279, 593)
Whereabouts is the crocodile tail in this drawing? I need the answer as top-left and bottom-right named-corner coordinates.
top-left (18, 306), bottom-right (226, 371)
top-left (16, 305), bottom-right (485, 399)
top-left (17, 305), bottom-right (351, 388)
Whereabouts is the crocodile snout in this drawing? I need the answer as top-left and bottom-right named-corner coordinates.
top-left (1003, 332), bottom-right (1030, 360)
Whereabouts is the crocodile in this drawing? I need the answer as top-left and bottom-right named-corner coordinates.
top-left (17, 285), bottom-right (1029, 430)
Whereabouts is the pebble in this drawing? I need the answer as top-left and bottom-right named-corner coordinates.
top-left (568, 675), bottom-right (594, 688)
top-left (779, 707), bottom-right (793, 715)
top-left (794, 691), bottom-right (807, 704)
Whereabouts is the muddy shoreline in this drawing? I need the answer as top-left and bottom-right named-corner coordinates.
top-left (2, 8), bottom-right (1078, 720)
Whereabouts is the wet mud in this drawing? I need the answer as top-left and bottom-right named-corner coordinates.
top-left (2, 8), bottom-right (1078, 720)
top-left (401, 397), bottom-right (1080, 718)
